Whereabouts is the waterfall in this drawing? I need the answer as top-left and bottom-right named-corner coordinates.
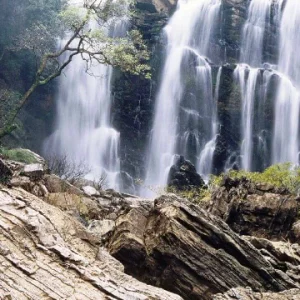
top-left (44, 0), bottom-right (129, 190)
top-left (198, 66), bottom-right (222, 176)
top-left (235, 66), bottom-right (259, 171)
top-left (240, 0), bottom-right (271, 67)
top-left (235, 0), bottom-right (271, 171)
top-left (272, 0), bottom-right (300, 165)
top-left (143, 0), bottom-right (221, 195)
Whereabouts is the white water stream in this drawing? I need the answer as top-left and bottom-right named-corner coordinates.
top-left (143, 0), bottom-right (221, 195)
top-left (235, 0), bottom-right (271, 171)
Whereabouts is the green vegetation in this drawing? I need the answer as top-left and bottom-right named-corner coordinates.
top-left (210, 163), bottom-right (300, 195)
top-left (167, 185), bottom-right (211, 204)
top-left (0, 148), bottom-right (39, 164)
top-left (169, 163), bottom-right (300, 203)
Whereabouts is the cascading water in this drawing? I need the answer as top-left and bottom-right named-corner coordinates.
top-left (144, 0), bottom-right (221, 195)
top-left (44, 0), bottom-right (129, 190)
top-left (235, 66), bottom-right (259, 171)
top-left (235, 0), bottom-right (271, 171)
top-left (240, 0), bottom-right (271, 67)
top-left (272, 0), bottom-right (300, 165)
top-left (198, 66), bottom-right (222, 176)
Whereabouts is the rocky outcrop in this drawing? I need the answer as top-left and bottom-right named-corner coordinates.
top-left (0, 186), bottom-right (182, 299)
top-left (209, 177), bottom-right (300, 240)
top-left (4, 154), bottom-right (152, 226)
top-left (213, 287), bottom-right (300, 300)
top-left (2, 153), bottom-right (300, 299)
top-left (107, 194), bottom-right (298, 300)
top-left (43, 174), bottom-right (83, 195)
top-left (291, 221), bottom-right (300, 242)
top-left (245, 236), bottom-right (300, 283)
top-left (168, 155), bottom-right (205, 190)
top-left (0, 154), bottom-right (49, 197)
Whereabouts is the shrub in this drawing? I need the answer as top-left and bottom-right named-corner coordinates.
top-left (166, 185), bottom-right (211, 204)
top-left (46, 154), bottom-right (90, 184)
top-left (91, 173), bottom-right (108, 191)
top-left (210, 163), bottom-right (300, 195)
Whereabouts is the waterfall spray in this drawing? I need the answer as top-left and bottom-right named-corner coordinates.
top-left (44, 0), bottom-right (130, 190)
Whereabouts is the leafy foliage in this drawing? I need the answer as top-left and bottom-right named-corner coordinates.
top-left (58, 4), bottom-right (151, 77)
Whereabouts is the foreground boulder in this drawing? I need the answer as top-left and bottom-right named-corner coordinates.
top-left (209, 177), bottom-right (300, 241)
top-left (107, 194), bottom-right (298, 300)
top-left (21, 163), bottom-right (45, 180)
top-left (0, 187), bottom-right (182, 300)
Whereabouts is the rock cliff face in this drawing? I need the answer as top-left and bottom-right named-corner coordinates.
top-left (113, 0), bottom-right (274, 185)
top-left (115, 0), bottom-right (284, 183)
top-left (107, 194), bottom-right (299, 300)
top-left (112, 1), bottom-right (173, 193)
top-left (0, 187), bottom-right (182, 299)
top-left (1, 153), bottom-right (300, 299)
top-left (209, 177), bottom-right (300, 241)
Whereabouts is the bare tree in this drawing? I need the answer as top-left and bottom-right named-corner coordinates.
top-left (46, 154), bottom-right (90, 183)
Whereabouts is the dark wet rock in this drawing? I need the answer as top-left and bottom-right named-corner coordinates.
top-left (0, 158), bottom-right (13, 182)
top-left (220, 0), bottom-right (248, 63)
top-left (136, 0), bottom-right (177, 14)
top-left (168, 156), bottom-right (205, 190)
